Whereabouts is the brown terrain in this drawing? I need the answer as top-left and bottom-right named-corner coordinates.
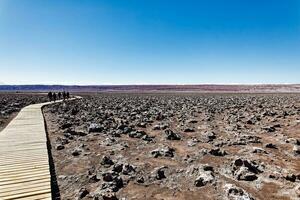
top-left (40, 93), bottom-right (300, 200)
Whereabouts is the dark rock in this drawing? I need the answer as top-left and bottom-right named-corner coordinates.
top-left (88, 123), bottom-right (103, 133)
top-left (113, 177), bottom-right (124, 190)
top-left (204, 132), bottom-right (216, 141)
top-left (194, 171), bottom-right (214, 187)
top-left (72, 148), bottom-right (81, 156)
top-left (122, 164), bottom-right (136, 175)
top-left (187, 138), bottom-right (200, 147)
top-left (156, 169), bottom-right (166, 180)
top-left (89, 174), bottom-right (100, 183)
top-left (232, 158), bottom-right (263, 181)
top-left (209, 148), bottom-right (227, 156)
top-left (78, 187), bottom-right (89, 199)
top-left (165, 129), bottom-right (181, 140)
top-left (152, 125), bottom-right (161, 130)
top-left (71, 108), bottom-right (79, 115)
top-left (235, 166), bottom-right (258, 181)
top-left (252, 147), bottom-right (268, 154)
top-left (246, 117), bottom-right (257, 125)
top-left (224, 183), bottom-right (255, 200)
top-left (184, 127), bottom-right (195, 132)
top-left (128, 130), bottom-right (146, 138)
top-left (285, 174), bottom-right (296, 182)
top-left (141, 134), bottom-right (154, 142)
top-left (101, 156), bottom-right (114, 167)
top-left (202, 164), bottom-right (214, 172)
top-left (102, 172), bottom-right (114, 182)
top-left (56, 144), bottom-right (65, 150)
top-left (64, 133), bottom-right (74, 140)
top-left (187, 119), bottom-right (198, 124)
top-left (265, 143), bottom-right (277, 149)
top-left (152, 167), bottom-right (167, 180)
top-left (151, 146), bottom-right (175, 158)
top-left (117, 124), bottom-right (127, 130)
top-left (137, 122), bottom-right (147, 128)
top-left (136, 176), bottom-right (145, 183)
top-left (293, 145), bottom-right (300, 155)
top-left (273, 124), bottom-right (281, 128)
top-left (101, 192), bottom-right (118, 200)
top-left (112, 163), bottom-right (123, 173)
top-left (66, 129), bottom-right (87, 137)
top-left (186, 164), bottom-right (215, 187)
top-left (61, 122), bottom-right (72, 129)
top-left (262, 126), bottom-right (276, 132)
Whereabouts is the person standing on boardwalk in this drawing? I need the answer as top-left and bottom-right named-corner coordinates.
top-left (58, 92), bottom-right (62, 99)
top-left (63, 91), bottom-right (66, 100)
top-left (66, 92), bottom-right (70, 99)
top-left (53, 93), bottom-right (57, 102)
top-left (47, 92), bottom-right (53, 102)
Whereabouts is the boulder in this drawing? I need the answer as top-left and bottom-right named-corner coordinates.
top-left (60, 122), bottom-right (72, 129)
top-left (265, 143), bottom-right (277, 149)
top-left (194, 171), bottom-right (214, 187)
top-left (252, 147), bottom-right (268, 154)
top-left (187, 138), bottom-right (200, 147)
top-left (141, 134), bottom-right (154, 142)
top-left (184, 127), bottom-right (195, 132)
top-left (235, 166), bottom-right (258, 181)
top-left (186, 164), bottom-right (215, 187)
top-left (285, 174), bottom-right (296, 182)
top-left (101, 156), bottom-right (114, 167)
top-left (231, 158), bottom-right (263, 181)
top-left (224, 183), bottom-right (255, 200)
top-left (204, 132), bottom-right (216, 141)
top-left (77, 187), bottom-right (89, 199)
top-left (56, 144), bottom-right (65, 150)
top-left (128, 130), bottom-right (146, 138)
top-left (72, 148), bottom-right (81, 156)
top-left (209, 148), bottom-right (227, 156)
top-left (293, 145), bottom-right (300, 156)
top-left (88, 123), bottom-right (103, 133)
top-left (152, 166), bottom-right (167, 180)
top-left (165, 129), bottom-right (181, 140)
top-left (151, 146), bottom-right (175, 158)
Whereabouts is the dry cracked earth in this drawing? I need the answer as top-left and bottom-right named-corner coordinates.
top-left (42, 93), bottom-right (299, 200)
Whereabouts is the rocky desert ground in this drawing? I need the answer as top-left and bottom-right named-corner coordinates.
top-left (0, 93), bottom-right (47, 131)
top-left (41, 93), bottom-right (300, 200)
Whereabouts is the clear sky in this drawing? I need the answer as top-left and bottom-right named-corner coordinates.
top-left (0, 0), bottom-right (299, 85)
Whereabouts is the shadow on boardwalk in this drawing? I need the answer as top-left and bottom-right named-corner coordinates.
top-left (43, 110), bottom-right (61, 200)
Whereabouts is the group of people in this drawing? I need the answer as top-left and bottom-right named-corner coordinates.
top-left (47, 91), bottom-right (70, 102)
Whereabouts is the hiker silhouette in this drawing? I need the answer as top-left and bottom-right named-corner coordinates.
top-left (53, 93), bottom-right (57, 102)
top-left (47, 92), bottom-right (53, 102)
top-left (63, 91), bottom-right (66, 100)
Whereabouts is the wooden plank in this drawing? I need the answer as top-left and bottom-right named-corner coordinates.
top-left (0, 97), bottom-right (79, 199)
top-left (0, 189), bottom-right (51, 199)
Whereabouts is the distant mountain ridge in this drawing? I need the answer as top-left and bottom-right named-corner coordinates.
top-left (1, 84), bottom-right (300, 93)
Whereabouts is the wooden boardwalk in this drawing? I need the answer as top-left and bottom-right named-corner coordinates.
top-left (0, 99), bottom-right (76, 200)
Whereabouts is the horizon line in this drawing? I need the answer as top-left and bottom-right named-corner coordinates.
top-left (1, 83), bottom-right (300, 86)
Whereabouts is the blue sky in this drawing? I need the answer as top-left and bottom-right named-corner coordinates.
top-left (0, 0), bottom-right (299, 85)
